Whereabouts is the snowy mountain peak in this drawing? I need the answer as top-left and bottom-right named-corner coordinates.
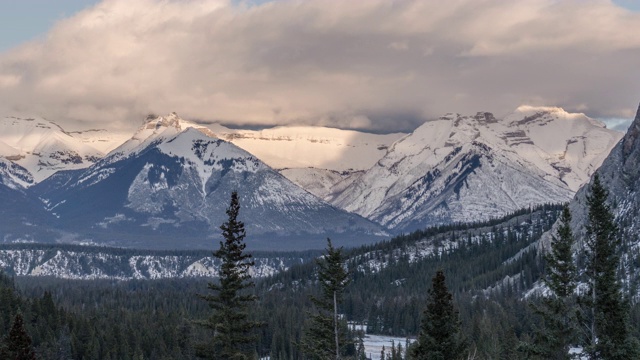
top-left (0, 115), bottom-right (103, 184)
top-left (142, 112), bottom-right (215, 137)
top-left (504, 105), bottom-right (605, 128)
top-left (108, 113), bottom-right (217, 160)
top-left (474, 111), bottom-right (498, 124)
top-left (139, 112), bottom-right (217, 139)
top-left (141, 112), bottom-right (181, 132)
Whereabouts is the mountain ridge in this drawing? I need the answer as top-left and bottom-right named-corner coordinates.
top-left (0, 115), bottom-right (103, 183)
top-left (329, 107), bottom-right (622, 232)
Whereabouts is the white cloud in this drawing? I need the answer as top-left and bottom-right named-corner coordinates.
top-left (0, 0), bottom-right (639, 132)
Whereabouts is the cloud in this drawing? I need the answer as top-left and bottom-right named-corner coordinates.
top-left (0, 0), bottom-right (639, 132)
top-left (601, 117), bottom-right (634, 132)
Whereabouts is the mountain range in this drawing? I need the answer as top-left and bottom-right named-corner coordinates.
top-left (0, 107), bottom-right (623, 250)
top-left (27, 114), bottom-right (384, 250)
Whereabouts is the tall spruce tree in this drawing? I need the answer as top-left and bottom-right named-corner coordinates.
top-left (195, 191), bottom-right (259, 360)
top-left (410, 270), bottom-right (465, 360)
top-left (579, 174), bottom-right (639, 359)
top-left (301, 238), bottom-right (351, 360)
top-left (524, 205), bottom-right (578, 359)
top-left (0, 313), bottom-right (37, 360)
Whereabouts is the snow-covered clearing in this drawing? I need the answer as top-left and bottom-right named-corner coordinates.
top-left (363, 333), bottom-right (413, 360)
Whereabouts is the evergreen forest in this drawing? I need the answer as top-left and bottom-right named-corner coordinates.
top-left (1, 196), bottom-right (640, 359)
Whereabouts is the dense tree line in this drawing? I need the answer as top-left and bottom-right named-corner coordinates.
top-left (0, 204), bottom-right (571, 359)
top-left (1, 190), bottom-right (639, 359)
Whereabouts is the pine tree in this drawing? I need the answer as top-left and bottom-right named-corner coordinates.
top-left (301, 238), bottom-right (351, 360)
top-left (355, 331), bottom-right (366, 360)
top-left (410, 270), bottom-right (465, 360)
top-left (579, 174), bottom-right (639, 359)
top-left (0, 313), bottom-right (37, 360)
top-left (390, 340), bottom-right (397, 360)
top-left (525, 205), bottom-right (578, 359)
top-left (195, 191), bottom-right (259, 360)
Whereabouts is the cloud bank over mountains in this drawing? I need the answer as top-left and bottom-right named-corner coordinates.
top-left (0, 0), bottom-right (639, 132)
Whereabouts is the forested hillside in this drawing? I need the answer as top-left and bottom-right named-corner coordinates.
top-left (6, 204), bottom-right (637, 359)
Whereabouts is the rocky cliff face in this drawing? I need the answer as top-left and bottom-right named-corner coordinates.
top-left (565, 103), bottom-right (640, 239)
top-left (538, 103), bottom-right (640, 297)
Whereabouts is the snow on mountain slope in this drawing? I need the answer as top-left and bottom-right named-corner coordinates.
top-left (210, 124), bottom-right (405, 171)
top-left (208, 124), bottom-right (405, 197)
top-left (68, 128), bottom-right (131, 154)
top-left (0, 115), bottom-right (103, 183)
top-left (0, 140), bottom-right (21, 159)
top-left (279, 168), bottom-right (364, 199)
top-left (0, 158), bottom-right (34, 189)
top-left (33, 114), bottom-right (386, 250)
top-left (331, 108), bottom-right (622, 232)
top-left (0, 246), bottom-right (309, 280)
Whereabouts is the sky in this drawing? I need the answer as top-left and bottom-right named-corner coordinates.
top-left (0, 0), bottom-right (639, 133)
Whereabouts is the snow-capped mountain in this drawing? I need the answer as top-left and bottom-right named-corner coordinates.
top-left (331, 107), bottom-right (622, 232)
top-left (32, 114), bottom-right (386, 250)
top-left (107, 112), bottom-right (216, 158)
top-left (208, 124), bottom-right (405, 199)
top-left (0, 115), bottom-right (103, 183)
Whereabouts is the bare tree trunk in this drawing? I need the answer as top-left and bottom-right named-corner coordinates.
top-left (334, 290), bottom-right (340, 360)
top-left (591, 246), bottom-right (597, 354)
